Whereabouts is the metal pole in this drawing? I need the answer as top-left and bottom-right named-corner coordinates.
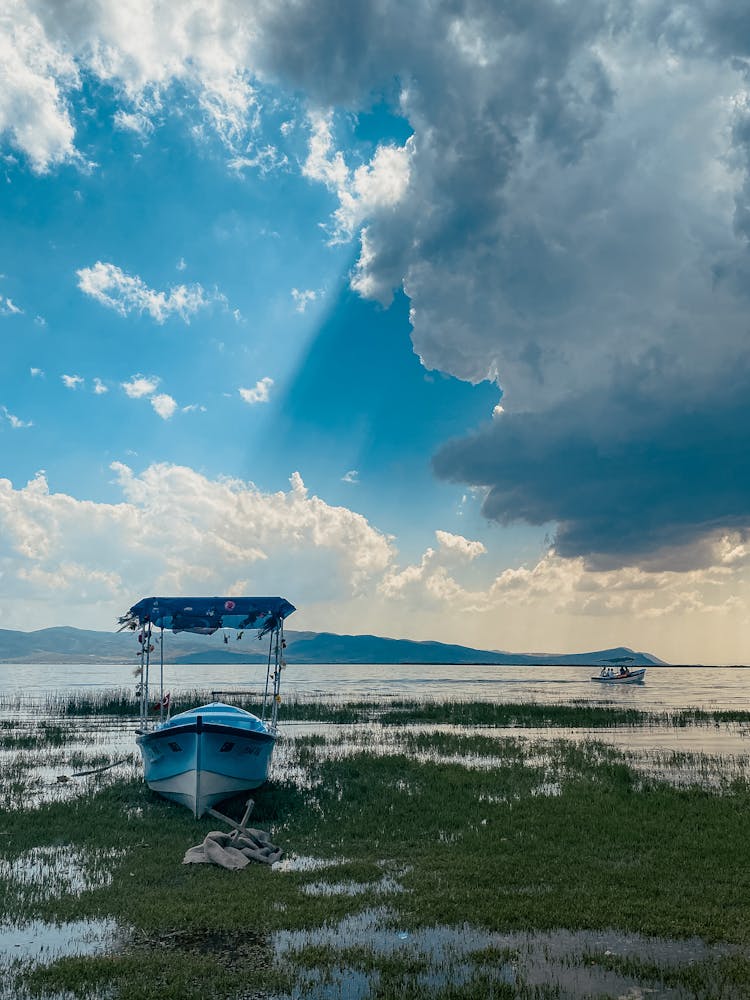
top-left (159, 626), bottom-right (164, 723)
top-left (271, 622), bottom-right (282, 728)
top-left (261, 628), bottom-right (273, 722)
top-left (144, 620), bottom-right (152, 730)
top-left (138, 622), bottom-right (147, 727)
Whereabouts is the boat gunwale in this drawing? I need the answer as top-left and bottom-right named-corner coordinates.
top-left (136, 722), bottom-right (276, 745)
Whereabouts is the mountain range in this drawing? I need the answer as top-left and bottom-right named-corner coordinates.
top-left (0, 626), bottom-right (663, 666)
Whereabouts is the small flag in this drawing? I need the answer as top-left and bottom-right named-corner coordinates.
top-left (152, 692), bottom-right (170, 712)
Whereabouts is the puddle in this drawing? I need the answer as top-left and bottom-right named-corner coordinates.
top-left (272, 855), bottom-right (350, 873)
top-left (274, 909), bottom-right (749, 999)
top-left (0, 845), bottom-right (122, 900)
top-left (0, 917), bottom-right (120, 964)
top-left (302, 874), bottom-right (404, 897)
top-left (0, 750), bottom-right (139, 809)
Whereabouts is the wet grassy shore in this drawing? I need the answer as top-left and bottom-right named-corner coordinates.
top-left (0, 693), bottom-right (749, 999)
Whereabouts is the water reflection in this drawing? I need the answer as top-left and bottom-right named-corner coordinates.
top-left (1, 662), bottom-right (748, 712)
top-left (274, 907), bottom-right (748, 999)
top-left (0, 917), bottom-right (120, 964)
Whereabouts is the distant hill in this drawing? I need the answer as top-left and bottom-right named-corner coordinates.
top-left (0, 625), bottom-right (664, 667)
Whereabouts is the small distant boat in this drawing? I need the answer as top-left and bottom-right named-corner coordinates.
top-left (591, 666), bottom-right (647, 684)
top-left (118, 595), bottom-right (295, 817)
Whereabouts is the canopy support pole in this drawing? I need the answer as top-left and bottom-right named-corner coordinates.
top-left (144, 620), bottom-right (152, 730)
top-left (261, 628), bottom-right (273, 722)
top-left (271, 619), bottom-right (284, 729)
top-left (159, 626), bottom-right (165, 723)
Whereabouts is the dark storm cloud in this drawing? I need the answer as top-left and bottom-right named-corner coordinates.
top-left (434, 371), bottom-right (750, 566)
top-left (250, 0), bottom-right (750, 568)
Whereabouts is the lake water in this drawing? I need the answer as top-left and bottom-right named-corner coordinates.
top-left (0, 661), bottom-right (746, 712)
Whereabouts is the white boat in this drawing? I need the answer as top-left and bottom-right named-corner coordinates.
top-left (591, 666), bottom-right (647, 684)
top-left (119, 596), bottom-right (295, 817)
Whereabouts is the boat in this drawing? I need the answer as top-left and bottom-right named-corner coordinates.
top-left (118, 595), bottom-right (295, 817)
top-left (591, 666), bottom-right (647, 684)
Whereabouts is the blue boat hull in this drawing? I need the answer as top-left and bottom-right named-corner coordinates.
top-left (136, 704), bottom-right (276, 817)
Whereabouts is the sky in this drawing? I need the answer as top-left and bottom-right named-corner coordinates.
top-left (1, 0), bottom-right (750, 664)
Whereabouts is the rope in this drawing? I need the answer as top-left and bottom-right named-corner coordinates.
top-left (56, 757), bottom-right (130, 781)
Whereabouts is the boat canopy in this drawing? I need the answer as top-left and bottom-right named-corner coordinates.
top-left (119, 596), bottom-right (295, 635)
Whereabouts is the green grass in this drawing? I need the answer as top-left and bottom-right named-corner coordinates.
top-left (1, 718), bottom-right (749, 998)
top-left (5, 687), bottom-right (750, 728)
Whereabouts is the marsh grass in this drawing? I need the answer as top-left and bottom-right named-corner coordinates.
top-left (4, 688), bottom-right (750, 729)
top-left (2, 717), bottom-right (749, 998)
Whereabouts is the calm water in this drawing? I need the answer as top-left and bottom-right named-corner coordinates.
top-left (0, 662), bottom-right (747, 712)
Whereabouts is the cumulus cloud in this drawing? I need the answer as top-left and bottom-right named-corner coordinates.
top-left (342, 470), bottom-right (359, 484)
top-left (30, 367), bottom-right (44, 378)
top-left (61, 374), bottom-right (84, 389)
top-left (302, 110), bottom-right (411, 243)
top-left (0, 460), bottom-right (747, 660)
top-left (377, 536), bottom-right (750, 661)
top-left (239, 377), bottom-right (273, 405)
top-left (122, 374), bottom-right (159, 399)
top-left (435, 529), bottom-right (486, 561)
top-left (76, 262), bottom-right (222, 323)
top-left (92, 377), bottom-right (108, 394)
top-left (0, 5), bottom-right (78, 172)
top-left (0, 465), bottom-right (395, 628)
top-left (0, 1), bottom-right (269, 170)
top-left (252, 0), bottom-right (750, 569)
top-left (121, 376), bottom-right (177, 417)
top-left (151, 393), bottom-right (177, 420)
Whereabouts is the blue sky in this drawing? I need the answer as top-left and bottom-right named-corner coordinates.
top-left (2, 1), bottom-right (750, 663)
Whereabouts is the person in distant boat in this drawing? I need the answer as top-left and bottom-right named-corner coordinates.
top-left (619, 666), bottom-right (630, 677)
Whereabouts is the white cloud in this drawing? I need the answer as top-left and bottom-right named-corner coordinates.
top-left (302, 110), bottom-right (411, 243)
top-left (239, 377), bottom-right (273, 405)
top-left (151, 393), bottom-right (177, 420)
top-left (176, 257), bottom-right (187, 271)
top-left (342, 470), bottom-right (359, 484)
top-left (122, 374), bottom-right (159, 398)
top-left (30, 367), bottom-right (44, 378)
top-left (61, 374), bottom-right (84, 389)
top-left (0, 464), bottom-right (396, 628)
top-left (0, 460), bottom-right (747, 661)
top-left (1, 405), bottom-right (33, 429)
top-left (376, 537), bottom-right (750, 662)
top-left (113, 109), bottom-right (155, 138)
top-left (291, 287), bottom-right (317, 313)
top-left (92, 377), bottom-right (108, 395)
top-left (302, 110), bottom-right (349, 191)
top-left (435, 529), bottom-right (486, 560)
top-left (0, 296), bottom-right (22, 315)
top-left (0, 2), bottom-right (288, 173)
top-left (77, 261), bottom-right (222, 323)
top-left (227, 145), bottom-right (287, 176)
top-left (121, 376), bottom-right (178, 419)
top-left (0, 5), bottom-right (79, 172)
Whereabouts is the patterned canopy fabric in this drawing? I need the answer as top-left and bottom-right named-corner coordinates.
top-left (120, 596), bottom-right (295, 634)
